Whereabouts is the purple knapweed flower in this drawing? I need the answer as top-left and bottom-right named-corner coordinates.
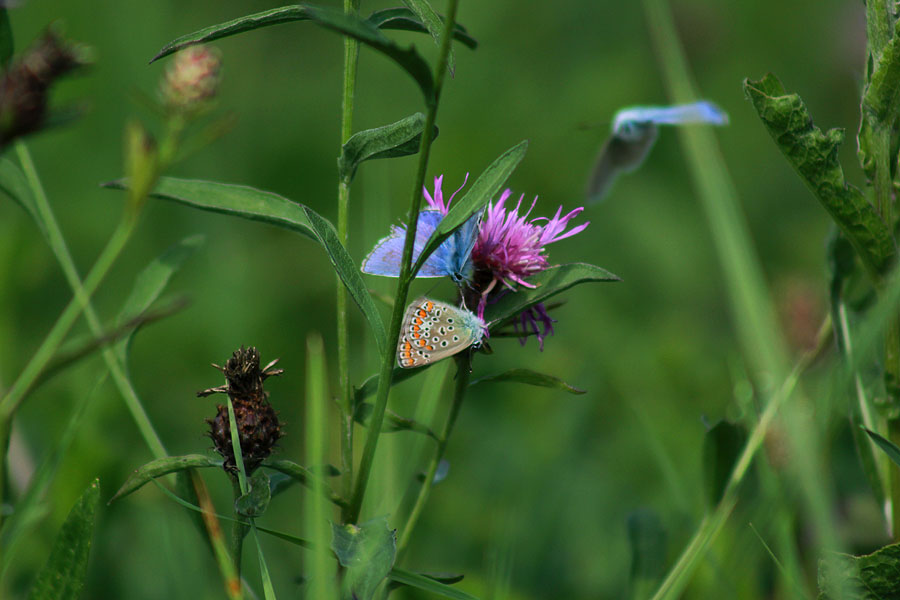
top-left (422, 174), bottom-right (589, 349)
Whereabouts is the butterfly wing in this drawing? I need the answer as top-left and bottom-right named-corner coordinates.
top-left (612, 100), bottom-right (728, 140)
top-left (445, 212), bottom-right (480, 284)
top-left (397, 298), bottom-right (485, 368)
top-left (362, 210), bottom-right (444, 277)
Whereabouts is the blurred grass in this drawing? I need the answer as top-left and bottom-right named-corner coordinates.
top-left (0, 0), bottom-right (880, 598)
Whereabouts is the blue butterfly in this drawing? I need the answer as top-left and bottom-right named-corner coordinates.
top-left (361, 209), bottom-right (480, 285)
top-left (587, 100), bottom-right (729, 203)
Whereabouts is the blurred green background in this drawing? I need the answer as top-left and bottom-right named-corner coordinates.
top-left (0, 0), bottom-right (879, 598)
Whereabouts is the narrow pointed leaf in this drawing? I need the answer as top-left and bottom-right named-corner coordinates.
top-left (484, 262), bottom-right (620, 325)
top-left (471, 368), bottom-right (586, 394)
top-left (413, 140), bottom-right (528, 277)
top-left (850, 408), bottom-right (886, 507)
top-left (388, 567), bottom-right (479, 600)
top-left (744, 74), bottom-right (895, 280)
top-left (0, 157), bottom-right (42, 234)
top-left (103, 177), bottom-right (387, 355)
top-left (331, 516), bottom-right (397, 600)
top-left (110, 454), bottom-right (221, 503)
top-left (151, 4), bottom-right (434, 102)
top-left (115, 234), bottom-right (205, 362)
top-left (262, 459), bottom-right (347, 508)
top-left (400, 0), bottom-right (454, 73)
top-left (353, 365), bottom-right (430, 404)
top-left (27, 479), bottom-right (100, 600)
top-left (339, 113), bottom-right (435, 183)
top-left (366, 8), bottom-right (477, 49)
top-left (818, 543), bottom-right (900, 599)
top-left (863, 427), bottom-right (900, 469)
top-left (353, 401), bottom-right (438, 439)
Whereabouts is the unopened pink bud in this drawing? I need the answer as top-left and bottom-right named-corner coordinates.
top-left (160, 45), bottom-right (221, 112)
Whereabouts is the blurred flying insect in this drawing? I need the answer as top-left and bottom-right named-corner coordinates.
top-left (586, 100), bottom-right (728, 203)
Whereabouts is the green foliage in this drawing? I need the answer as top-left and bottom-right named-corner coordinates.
top-left (366, 8), bottom-right (477, 49)
top-left (388, 567), bottom-right (479, 599)
top-left (110, 454), bottom-right (221, 502)
top-left (818, 543), bottom-right (900, 599)
top-left (338, 112), bottom-right (436, 183)
top-left (400, 0), bottom-right (454, 73)
top-left (413, 140), bottom-right (528, 277)
top-left (331, 516), bottom-right (397, 600)
top-left (235, 470), bottom-right (272, 518)
top-left (152, 4), bottom-right (435, 103)
top-left (353, 400), bottom-right (438, 438)
top-left (0, 8), bottom-right (12, 69)
top-left (863, 427), bottom-right (900, 469)
top-left (103, 177), bottom-right (387, 355)
top-left (701, 421), bottom-right (748, 507)
top-left (626, 509), bottom-right (667, 600)
top-left (743, 73), bottom-right (895, 280)
top-left (484, 263), bottom-right (620, 325)
top-left (0, 158), bottom-right (40, 233)
top-left (470, 368), bottom-right (586, 394)
top-left (863, 17), bottom-right (900, 127)
top-left (27, 479), bottom-right (100, 600)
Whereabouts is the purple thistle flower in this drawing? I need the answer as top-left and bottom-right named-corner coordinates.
top-left (423, 173), bottom-right (467, 215)
top-left (472, 190), bottom-right (589, 292)
top-left (423, 173), bottom-right (589, 350)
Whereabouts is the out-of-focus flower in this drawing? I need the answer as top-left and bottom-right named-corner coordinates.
top-left (160, 45), bottom-right (221, 114)
top-left (0, 28), bottom-right (89, 148)
top-left (198, 346), bottom-right (283, 474)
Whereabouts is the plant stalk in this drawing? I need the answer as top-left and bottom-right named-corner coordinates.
top-left (231, 475), bottom-right (246, 576)
top-left (15, 142), bottom-right (167, 459)
top-left (344, 0), bottom-right (460, 525)
top-left (337, 0), bottom-right (361, 503)
top-left (396, 356), bottom-right (470, 558)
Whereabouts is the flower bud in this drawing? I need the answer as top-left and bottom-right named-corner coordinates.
top-left (160, 45), bottom-right (221, 113)
top-left (199, 346), bottom-right (283, 474)
top-left (0, 27), bottom-right (89, 148)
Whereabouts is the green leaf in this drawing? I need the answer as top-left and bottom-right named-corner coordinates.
top-left (470, 368), bottom-right (586, 394)
top-left (413, 140), bottom-right (528, 277)
top-left (400, 0), bottom-right (454, 74)
top-left (110, 454), bottom-right (221, 503)
top-left (353, 401), bottom-right (438, 439)
top-left (743, 74), bottom-right (895, 280)
top-left (262, 459), bottom-right (347, 508)
top-left (103, 177), bottom-right (387, 356)
top-left (174, 470), bottom-right (213, 552)
top-left (0, 157), bottom-right (41, 234)
top-left (27, 479), bottom-right (100, 600)
top-left (339, 113), bottom-right (435, 183)
top-left (484, 262), bottom-right (621, 325)
top-left (331, 516), bottom-right (397, 600)
top-left (235, 470), bottom-right (272, 518)
top-left (863, 17), bottom-right (900, 127)
top-left (818, 542), bottom-right (900, 599)
top-left (863, 427), bottom-right (900, 469)
top-left (0, 8), bottom-right (13, 69)
top-left (353, 365), bottom-right (430, 404)
top-left (701, 421), bottom-right (747, 507)
top-left (151, 4), bottom-right (434, 103)
top-left (366, 8), bottom-right (477, 50)
top-left (626, 509), bottom-right (667, 600)
top-left (115, 234), bottom-right (205, 362)
top-left (388, 567), bottom-right (479, 600)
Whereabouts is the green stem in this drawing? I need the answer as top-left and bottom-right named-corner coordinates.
top-left (0, 212), bottom-right (137, 421)
top-left (344, 0), bottom-right (460, 525)
top-left (231, 475), bottom-right (246, 576)
top-left (337, 0), bottom-right (361, 503)
top-left (15, 142), bottom-right (167, 460)
top-left (396, 356), bottom-right (470, 558)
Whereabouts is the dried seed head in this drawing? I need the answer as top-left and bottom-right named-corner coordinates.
top-left (160, 45), bottom-right (221, 113)
top-left (0, 27), bottom-right (90, 147)
top-left (199, 346), bottom-right (283, 474)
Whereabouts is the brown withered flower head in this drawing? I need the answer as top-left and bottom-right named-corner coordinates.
top-left (0, 27), bottom-right (90, 149)
top-left (198, 346), bottom-right (284, 474)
